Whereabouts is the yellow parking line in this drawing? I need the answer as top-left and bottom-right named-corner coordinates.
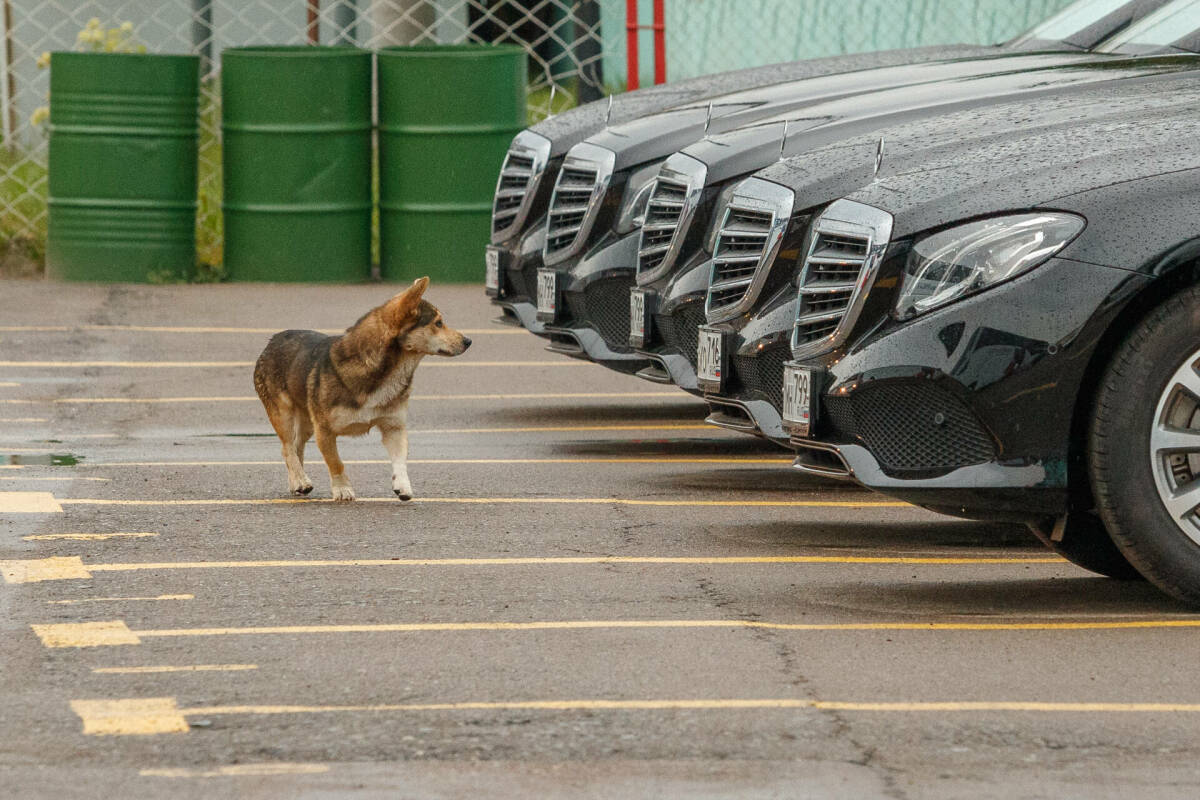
top-left (11, 551), bottom-right (1061, 588)
top-left (24, 532), bottom-right (156, 541)
top-left (140, 764), bottom-right (330, 778)
top-left (93, 664), bottom-right (256, 674)
top-left (0, 360), bottom-right (587, 369)
top-left (0, 391), bottom-right (680, 404)
top-left (0, 381), bottom-right (19, 386)
top-left (0, 476), bottom-right (110, 482)
top-left (0, 491), bottom-right (63, 513)
top-left (69, 695), bottom-right (1200, 736)
top-left (86, 457), bottom-right (790, 467)
top-left (0, 324), bottom-right (518, 336)
top-left (56, 496), bottom-right (905, 509)
top-left (48, 595), bottom-right (192, 605)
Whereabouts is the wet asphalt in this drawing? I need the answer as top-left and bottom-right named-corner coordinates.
top-left (2, 282), bottom-right (1200, 799)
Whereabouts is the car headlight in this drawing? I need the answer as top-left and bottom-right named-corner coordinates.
top-left (895, 212), bottom-right (1085, 321)
top-left (614, 162), bottom-right (663, 234)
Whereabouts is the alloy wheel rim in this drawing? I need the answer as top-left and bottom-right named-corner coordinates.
top-left (1150, 348), bottom-right (1200, 545)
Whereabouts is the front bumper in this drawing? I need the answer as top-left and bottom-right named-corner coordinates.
top-left (715, 256), bottom-right (1150, 519)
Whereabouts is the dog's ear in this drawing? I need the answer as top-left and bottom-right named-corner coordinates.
top-left (384, 277), bottom-right (431, 328)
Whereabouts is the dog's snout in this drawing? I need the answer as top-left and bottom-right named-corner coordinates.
top-left (461, 336), bottom-right (472, 351)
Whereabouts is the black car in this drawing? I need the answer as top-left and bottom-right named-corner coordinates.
top-left (487, 0), bottom-right (1171, 352)
top-left (691, 72), bottom-right (1200, 600)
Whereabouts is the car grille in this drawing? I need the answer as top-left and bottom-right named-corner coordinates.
top-left (656, 302), bottom-right (706, 369)
top-left (543, 143), bottom-right (615, 264)
top-left (564, 276), bottom-right (636, 351)
top-left (730, 343), bottom-right (790, 410)
top-left (636, 155), bottom-right (706, 283)
top-left (791, 199), bottom-right (893, 357)
top-left (823, 380), bottom-right (995, 475)
top-left (638, 177), bottom-right (688, 276)
top-left (705, 178), bottom-right (793, 323)
top-left (490, 131), bottom-right (550, 243)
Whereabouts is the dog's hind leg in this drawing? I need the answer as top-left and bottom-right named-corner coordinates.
top-left (316, 426), bottom-right (355, 501)
top-left (264, 397), bottom-right (313, 496)
top-left (379, 413), bottom-right (413, 501)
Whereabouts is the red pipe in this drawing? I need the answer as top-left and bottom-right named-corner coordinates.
top-left (306, 0), bottom-right (320, 44)
top-left (626, 0), bottom-right (640, 90)
top-left (653, 0), bottom-right (666, 85)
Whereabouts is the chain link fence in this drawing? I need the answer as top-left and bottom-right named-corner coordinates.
top-left (0, 0), bottom-right (1069, 277)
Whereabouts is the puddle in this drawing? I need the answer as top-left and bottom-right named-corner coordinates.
top-left (4, 453), bottom-right (82, 466)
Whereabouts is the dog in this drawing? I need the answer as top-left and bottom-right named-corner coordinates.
top-left (253, 277), bottom-right (471, 501)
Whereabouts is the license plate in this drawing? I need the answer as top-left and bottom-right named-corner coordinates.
top-left (697, 326), bottom-right (725, 391)
top-left (484, 245), bottom-right (503, 296)
top-left (629, 288), bottom-right (654, 349)
top-left (536, 269), bottom-right (557, 322)
top-left (781, 362), bottom-right (819, 436)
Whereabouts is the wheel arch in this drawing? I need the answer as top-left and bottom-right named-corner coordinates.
top-left (1066, 240), bottom-right (1200, 513)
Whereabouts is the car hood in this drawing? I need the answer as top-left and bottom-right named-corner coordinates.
top-left (683, 55), bottom-right (1200, 185)
top-left (577, 50), bottom-right (1103, 169)
top-left (528, 45), bottom-right (995, 158)
top-left (749, 72), bottom-right (1200, 239)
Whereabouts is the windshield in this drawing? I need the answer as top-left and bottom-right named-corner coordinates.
top-left (1011, 0), bottom-right (1134, 45)
top-left (1097, 0), bottom-right (1200, 51)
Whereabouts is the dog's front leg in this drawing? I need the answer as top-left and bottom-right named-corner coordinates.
top-left (315, 426), bottom-right (355, 501)
top-left (379, 418), bottom-right (413, 501)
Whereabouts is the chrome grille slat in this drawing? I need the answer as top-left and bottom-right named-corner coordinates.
top-left (491, 131), bottom-right (551, 243)
top-left (790, 200), bottom-right (894, 359)
top-left (704, 179), bottom-right (795, 323)
top-left (636, 155), bottom-right (707, 284)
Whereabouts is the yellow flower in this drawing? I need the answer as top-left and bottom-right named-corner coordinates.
top-left (120, 21), bottom-right (134, 33)
top-left (86, 17), bottom-right (100, 30)
top-left (36, 51), bottom-right (50, 69)
top-left (31, 106), bottom-right (49, 127)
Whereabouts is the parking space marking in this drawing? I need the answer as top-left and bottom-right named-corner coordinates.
top-left (0, 324), bottom-right (518, 336)
top-left (70, 698), bottom-right (189, 735)
top-left (70, 696), bottom-right (1200, 736)
top-left (1, 391), bottom-right (680, 404)
top-left (40, 615), bottom-right (1200, 649)
top-left (33, 620), bottom-right (142, 647)
top-left (48, 595), bottom-right (193, 605)
top-left (0, 491), bottom-right (62, 513)
top-left (0, 381), bottom-right (19, 386)
top-left (86, 457), bottom-right (791, 467)
top-left (24, 532), bottom-right (156, 541)
top-left (0, 360), bottom-right (589, 369)
top-left (139, 764), bottom-right (331, 778)
top-left (0, 476), bottom-right (109, 482)
top-left (93, 664), bottom-right (256, 674)
top-left (10, 552), bottom-right (1060, 587)
top-left (0, 417), bottom-right (46, 422)
top-left (56, 496), bottom-right (905, 508)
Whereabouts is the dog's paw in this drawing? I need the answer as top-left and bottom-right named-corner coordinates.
top-left (394, 489), bottom-right (413, 502)
top-left (331, 485), bottom-right (356, 502)
top-left (290, 482), bottom-right (314, 496)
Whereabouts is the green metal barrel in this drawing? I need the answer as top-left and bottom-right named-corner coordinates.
top-left (378, 44), bottom-right (526, 282)
top-left (222, 46), bottom-right (371, 282)
top-left (47, 52), bottom-right (199, 282)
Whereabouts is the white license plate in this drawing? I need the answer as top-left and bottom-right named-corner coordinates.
top-left (782, 362), bottom-right (817, 436)
top-left (485, 246), bottom-right (501, 293)
top-left (536, 269), bottom-right (557, 320)
top-left (629, 288), bottom-right (648, 347)
top-left (697, 326), bottom-right (724, 390)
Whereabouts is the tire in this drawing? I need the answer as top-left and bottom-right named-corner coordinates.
top-left (1026, 512), bottom-right (1144, 580)
top-left (1090, 285), bottom-right (1200, 604)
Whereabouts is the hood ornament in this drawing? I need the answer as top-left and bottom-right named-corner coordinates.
top-left (605, 93), bottom-right (613, 126)
top-left (873, 136), bottom-right (885, 178)
top-left (546, 85), bottom-right (558, 121)
top-left (704, 101), bottom-right (714, 135)
top-left (778, 119), bottom-right (791, 162)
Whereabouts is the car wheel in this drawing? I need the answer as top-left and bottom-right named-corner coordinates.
top-left (1090, 286), bottom-right (1200, 603)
